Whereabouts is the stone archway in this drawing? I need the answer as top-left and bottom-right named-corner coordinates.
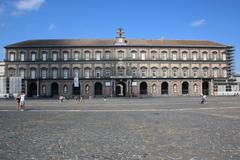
top-left (28, 82), bottom-right (37, 97)
top-left (161, 82), bottom-right (168, 95)
top-left (94, 82), bottom-right (103, 96)
top-left (51, 82), bottom-right (59, 97)
top-left (182, 81), bottom-right (189, 95)
top-left (202, 81), bottom-right (209, 95)
top-left (140, 82), bottom-right (148, 95)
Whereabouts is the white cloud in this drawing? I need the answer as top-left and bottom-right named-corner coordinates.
top-left (15, 0), bottom-right (45, 11)
top-left (48, 24), bottom-right (56, 31)
top-left (190, 19), bottom-right (206, 27)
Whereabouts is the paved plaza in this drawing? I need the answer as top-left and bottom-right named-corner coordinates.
top-left (0, 96), bottom-right (240, 160)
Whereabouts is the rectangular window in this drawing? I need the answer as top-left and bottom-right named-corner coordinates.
top-left (31, 53), bottom-right (36, 61)
top-left (213, 54), bottom-right (217, 61)
top-left (20, 70), bottom-right (25, 78)
top-left (96, 70), bottom-right (101, 78)
top-left (73, 69), bottom-right (79, 78)
top-left (132, 53), bottom-right (136, 59)
top-left (42, 70), bottom-right (47, 79)
top-left (132, 70), bottom-right (137, 77)
top-left (162, 53), bottom-right (167, 60)
top-left (172, 53), bottom-right (177, 60)
top-left (192, 53), bottom-right (197, 60)
top-left (63, 69), bottom-right (68, 79)
top-left (96, 53), bottom-right (101, 60)
top-left (20, 53), bottom-right (25, 61)
top-left (31, 70), bottom-right (36, 79)
top-left (152, 70), bottom-right (156, 77)
top-left (74, 53), bottom-right (79, 60)
top-left (53, 69), bottom-right (57, 79)
top-left (53, 53), bottom-right (57, 61)
top-left (63, 53), bottom-right (68, 61)
top-left (105, 53), bottom-right (110, 60)
top-left (106, 70), bottom-right (110, 77)
top-left (85, 53), bottom-right (90, 60)
top-left (182, 53), bottom-right (187, 60)
top-left (141, 53), bottom-right (145, 60)
top-left (203, 53), bottom-right (207, 61)
top-left (222, 54), bottom-right (227, 60)
top-left (10, 53), bottom-right (14, 61)
top-left (42, 53), bottom-right (47, 61)
top-left (85, 70), bottom-right (90, 78)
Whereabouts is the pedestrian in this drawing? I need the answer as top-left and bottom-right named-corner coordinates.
top-left (104, 96), bottom-right (107, 102)
top-left (59, 95), bottom-right (65, 103)
top-left (16, 94), bottom-right (20, 111)
top-left (200, 94), bottom-right (207, 104)
top-left (20, 92), bottom-right (26, 111)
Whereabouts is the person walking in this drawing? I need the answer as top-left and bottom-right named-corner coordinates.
top-left (16, 94), bottom-right (20, 111)
top-left (200, 94), bottom-right (207, 104)
top-left (20, 92), bottom-right (26, 111)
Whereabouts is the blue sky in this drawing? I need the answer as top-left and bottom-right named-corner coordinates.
top-left (0, 0), bottom-right (240, 73)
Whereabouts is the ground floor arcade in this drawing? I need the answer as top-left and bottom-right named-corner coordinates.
top-left (25, 78), bottom-right (212, 98)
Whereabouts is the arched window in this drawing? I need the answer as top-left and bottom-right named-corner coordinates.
top-left (192, 51), bottom-right (197, 60)
top-left (182, 67), bottom-right (189, 77)
top-left (52, 51), bottom-right (58, 61)
top-left (41, 68), bottom-right (47, 79)
top-left (140, 82), bottom-right (147, 95)
top-left (162, 51), bottom-right (168, 60)
top-left (74, 51), bottom-right (80, 60)
top-left (131, 50), bottom-right (137, 59)
top-left (172, 51), bottom-right (177, 60)
top-left (213, 68), bottom-right (218, 78)
top-left (182, 51), bottom-right (188, 60)
top-left (84, 51), bottom-right (90, 60)
top-left (96, 51), bottom-right (101, 60)
top-left (151, 67), bottom-right (157, 78)
top-left (151, 51), bottom-right (157, 60)
top-left (31, 51), bottom-right (36, 61)
top-left (63, 68), bottom-right (69, 79)
top-left (202, 51), bottom-right (208, 61)
top-left (20, 51), bottom-right (25, 61)
top-left (63, 51), bottom-right (69, 61)
top-left (105, 51), bottom-right (110, 60)
top-left (223, 68), bottom-right (227, 78)
top-left (140, 51), bottom-right (146, 60)
top-left (162, 67), bottom-right (168, 78)
top-left (95, 67), bottom-right (101, 78)
top-left (52, 68), bottom-right (58, 79)
top-left (203, 67), bottom-right (208, 77)
top-left (84, 68), bottom-right (91, 78)
top-left (212, 51), bottom-right (218, 61)
top-left (140, 67), bottom-right (147, 77)
top-left (172, 67), bottom-right (178, 77)
top-left (30, 68), bottom-right (36, 79)
top-left (19, 69), bottom-right (25, 78)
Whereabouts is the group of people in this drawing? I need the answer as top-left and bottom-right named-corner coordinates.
top-left (16, 93), bottom-right (26, 111)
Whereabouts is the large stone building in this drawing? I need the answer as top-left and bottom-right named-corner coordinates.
top-left (4, 29), bottom-right (235, 98)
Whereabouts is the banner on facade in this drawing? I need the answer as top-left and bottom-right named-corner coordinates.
top-left (74, 77), bottom-right (79, 87)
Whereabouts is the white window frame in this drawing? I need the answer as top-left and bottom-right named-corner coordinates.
top-left (53, 53), bottom-right (57, 61)
top-left (192, 53), bottom-right (197, 61)
top-left (20, 53), bottom-right (25, 61)
top-left (42, 69), bottom-right (47, 79)
top-left (63, 69), bottom-right (69, 79)
top-left (74, 52), bottom-right (79, 60)
top-left (10, 53), bottom-right (15, 61)
top-left (52, 69), bottom-right (58, 79)
top-left (42, 53), bottom-right (47, 61)
top-left (31, 69), bottom-right (36, 79)
top-left (31, 53), bottom-right (36, 61)
top-left (96, 53), bottom-right (101, 60)
top-left (20, 69), bottom-right (25, 78)
top-left (85, 69), bottom-right (90, 78)
top-left (63, 53), bottom-right (68, 61)
top-left (172, 53), bottom-right (177, 60)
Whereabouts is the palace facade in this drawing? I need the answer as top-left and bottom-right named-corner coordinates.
top-left (4, 29), bottom-right (235, 98)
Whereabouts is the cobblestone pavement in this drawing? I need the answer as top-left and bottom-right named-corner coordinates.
top-left (0, 97), bottom-right (240, 160)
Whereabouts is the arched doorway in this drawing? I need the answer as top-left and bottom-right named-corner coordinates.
top-left (140, 82), bottom-right (147, 95)
top-left (28, 82), bottom-right (37, 97)
top-left (116, 81), bottom-right (126, 96)
top-left (202, 81), bottom-right (209, 95)
top-left (94, 82), bottom-right (103, 96)
top-left (182, 82), bottom-right (189, 95)
top-left (161, 82), bottom-right (168, 95)
top-left (72, 83), bottom-right (80, 95)
top-left (51, 82), bottom-right (59, 97)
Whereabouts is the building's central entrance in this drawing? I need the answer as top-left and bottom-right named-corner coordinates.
top-left (116, 81), bottom-right (126, 96)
